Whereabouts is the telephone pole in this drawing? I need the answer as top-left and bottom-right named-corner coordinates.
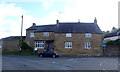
top-left (20, 15), bottom-right (23, 51)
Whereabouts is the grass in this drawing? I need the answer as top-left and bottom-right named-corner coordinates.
top-left (2, 51), bottom-right (38, 56)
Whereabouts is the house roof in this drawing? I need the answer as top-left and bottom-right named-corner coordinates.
top-left (26, 22), bottom-right (102, 34)
top-left (35, 25), bottom-right (56, 32)
top-left (55, 22), bottom-right (102, 33)
top-left (104, 30), bottom-right (120, 38)
top-left (2, 36), bottom-right (26, 40)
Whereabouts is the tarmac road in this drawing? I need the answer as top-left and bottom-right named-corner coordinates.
top-left (2, 55), bottom-right (119, 70)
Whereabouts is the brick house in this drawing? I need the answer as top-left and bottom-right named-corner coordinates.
top-left (26, 18), bottom-right (103, 56)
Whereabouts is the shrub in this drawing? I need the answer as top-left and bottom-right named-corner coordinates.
top-left (118, 40), bottom-right (120, 45)
top-left (21, 42), bottom-right (33, 51)
top-left (106, 40), bottom-right (114, 45)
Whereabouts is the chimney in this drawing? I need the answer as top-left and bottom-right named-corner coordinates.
top-left (32, 23), bottom-right (36, 27)
top-left (94, 17), bottom-right (97, 24)
top-left (78, 19), bottom-right (80, 23)
top-left (56, 20), bottom-right (59, 24)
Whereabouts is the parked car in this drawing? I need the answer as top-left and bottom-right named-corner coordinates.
top-left (38, 51), bottom-right (59, 58)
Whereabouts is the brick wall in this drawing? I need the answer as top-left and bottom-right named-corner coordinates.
top-left (26, 30), bottom-right (103, 56)
top-left (25, 30), bottom-right (35, 49)
top-left (103, 45), bottom-right (118, 56)
top-left (34, 32), bottom-right (55, 40)
top-left (2, 39), bottom-right (20, 52)
top-left (26, 31), bottom-right (55, 49)
top-left (54, 33), bottom-right (103, 56)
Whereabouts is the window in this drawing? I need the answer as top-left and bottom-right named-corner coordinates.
top-left (30, 32), bottom-right (34, 37)
top-left (65, 42), bottom-right (72, 48)
top-left (43, 32), bottom-right (49, 36)
top-left (85, 42), bottom-right (91, 49)
top-left (85, 33), bottom-right (92, 37)
top-left (35, 41), bottom-right (44, 49)
top-left (66, 33), bottom-right (72, 37)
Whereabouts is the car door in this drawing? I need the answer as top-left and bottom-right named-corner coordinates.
top-left (47, 51), bottom-right (53, 57)
top-left (42, 52), bottom-right (46, 57)
top-left (45, 51), bottom-right (50, 57)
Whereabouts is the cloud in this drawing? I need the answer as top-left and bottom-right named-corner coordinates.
top-left (0, 0), bottom-right (119, 39)
top-left (0, 2), bottom-right (40, 39)
top-left (38, 0), bottom-right (119, 31)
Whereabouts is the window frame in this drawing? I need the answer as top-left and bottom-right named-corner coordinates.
top-left (85, 33), bottom-right (92, 37)
top-left (30, 32), bottom-right (34, 37)
top-left (35, 41), bottom-right (44, 49)
top-left (43, 32), bottom-right (49, 36)
top-left (65, 42), bottom-right (72, 48)
top-left (66, 33), bottom-right (72, 37)
top-left (84, 42), bottom-right (91, 49)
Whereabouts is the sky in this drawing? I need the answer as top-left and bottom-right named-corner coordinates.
top-left (0, 0), bottom-right (119, 39)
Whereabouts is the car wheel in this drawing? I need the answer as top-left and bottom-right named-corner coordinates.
top-left (53, 55), bottom-right (56, 58)
top-left (39, 54), bottom-right (42, 57)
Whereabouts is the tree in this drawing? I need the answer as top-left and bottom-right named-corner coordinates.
top-left (118, 40), bottom-right (120, 45)
top-left (102, 30), bottom-right (110, 36)
top-left (106, 40), bottom-right (114, 46)
top-left (21, 42), bottom-right (33, 51)
top-left (111, 27), bottom-right (117, 32)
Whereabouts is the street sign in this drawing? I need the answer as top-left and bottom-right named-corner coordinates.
top-left (102, 44), bottom-right (107, 47)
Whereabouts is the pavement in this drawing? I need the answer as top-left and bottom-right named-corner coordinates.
top-left (2, 55), bottom-right (119, 70)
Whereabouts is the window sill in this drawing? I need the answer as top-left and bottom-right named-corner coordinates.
top-left (84, 48), bottom-right (91, 49)
top-left (35, 47), bottom-right (44, 49)
top-left (65, 47), bottom-right (72, 48)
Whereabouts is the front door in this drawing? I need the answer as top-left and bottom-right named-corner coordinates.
top-left (46, 41), bottom-right (54, 51)
top-left (48, 42), bottom-right (53, 51)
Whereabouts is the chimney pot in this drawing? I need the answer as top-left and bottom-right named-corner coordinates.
top-left (94, 17), bottom-right (97, 24)
top-left (32, 23), bottom-right (36, 27)
top-left (56, 20), bottom-right (59, 24)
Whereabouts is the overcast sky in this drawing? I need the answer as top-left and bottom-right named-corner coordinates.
top-left (0, 0), bottom-right (119, 39)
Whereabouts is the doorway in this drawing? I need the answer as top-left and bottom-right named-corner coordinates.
top-left (46, 41), bottom-right (54, 51)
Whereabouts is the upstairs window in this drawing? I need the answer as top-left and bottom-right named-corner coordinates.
top-left (85, 33), bottom-right (92, 37)
top-left (30, 32), bottom-right (34, 37)
top-left (66, 33), bottom-right (72, 37)
top-left (85, 42), bottom-right (91, 49)
top-left (43, 32), bottom-right (49, 36)
top-left (65, 42), bottom-right (72, 48)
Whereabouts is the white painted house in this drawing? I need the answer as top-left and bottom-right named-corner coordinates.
top-left (103, 31), bottom-right (120, 43)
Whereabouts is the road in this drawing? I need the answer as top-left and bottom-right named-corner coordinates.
top-left (0, 55), bottom-right (2, 72)
top-left (2, 55), bottom-right (119, 70)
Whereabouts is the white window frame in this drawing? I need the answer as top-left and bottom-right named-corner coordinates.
top-left (30, 32), bottom-right (34, 37)
top-left (35, 41), bottom-right (44, 49)
top-left (85, 42), bottom-right (91, 49)
top-left (65, 42), bottom-right (72, 48)
top-left (43, 32), bottom-right (49, 36)
top-left (66, 33), bottom-right (72, 37)
top-left (85, 33), bottom-right (92, 37)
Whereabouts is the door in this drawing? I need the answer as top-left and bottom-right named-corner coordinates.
top-left (48, 41), bottom-right (54, 51)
